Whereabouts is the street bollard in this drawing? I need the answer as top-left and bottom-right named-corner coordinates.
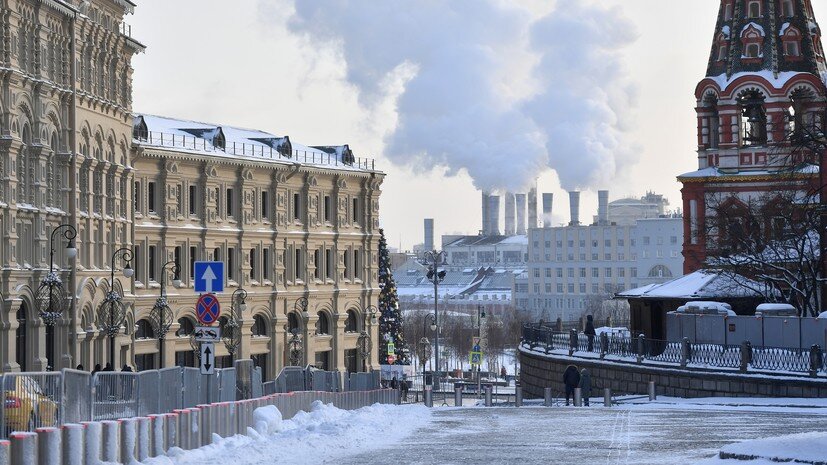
top-left (119, 418), bottom-right (138, 465)
top-left (9, 432), bottom-right (37, 465)
top-left (198, 405), bottom-right (212, 447)
top-left (515, 387), bottom-right (523, 407)
top-left (810, 345), bottom-right (823, 377)
top-left (36, 427), bottom-right (61, 465)
top-left (164, 413), bottom-right (178, 452)
top-left (81, 421), bottom-right (101, 465)
top-left (0, 439), bottom-right (8, 465)
top-left (574, 388), bottom-right (582, 407)
top-left (174, 410), bottom-right (190, 450)
top-left (136, 417), bottom-right (151, 462)
top-left (648, 381), bottom-right (657, 401)
top-left (454, 385), bottom-right (463, 407)
top-left (604, 388), bottom-right (612, 407)
top-left (147, 415), bottom-right (164, 457)
top-left (544, 387), bottom-right (553, 407)
top-left (637, 334), bottom-right (646, 364)
top-left (60, 424), bottom-right (86, 465)
top-left (188, 408), bottom-right (201, 449)
top-left (484, 386), bottom-right (493, 407)
top-left (424, 386), bottom-right (433, 407)
top-left (681, 337), bottom-right (691, 368)
top-left (100, 421), bottom-right (119, 463)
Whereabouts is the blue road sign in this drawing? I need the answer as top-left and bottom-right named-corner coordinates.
top-left (194, 261), bottom-right (224, 293)
top-left (196, 293), bottom-right (221, 325)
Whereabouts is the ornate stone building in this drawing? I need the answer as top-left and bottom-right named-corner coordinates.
top-left (0, 0), bottom-right (384, 376)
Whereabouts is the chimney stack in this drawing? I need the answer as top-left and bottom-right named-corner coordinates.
top-left (569, 191), bottom-right (581, 226)
top-left (598, 190), bottom-right (609, 225)
top-left (424, 218), bottom-right (434, 251)
top-left (515, 193), bottom-right (527, 235)
top-left (542, 193), bottom-right (553, 228)
top-left (481, 191), bottom-right (490, 235)
top-left (504, 192), bottom-right (516, 235)
top-left (489, 195), bottom-right (501, 235)
top-left (528, 187), bottom-right (538, 229)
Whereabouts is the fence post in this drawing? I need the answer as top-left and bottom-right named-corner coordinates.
top-left (740, 341), bottom-right (752, 373)
top-left (681, 337), bottom-right (691, 368)
top-left (604, 388), bottom-right (612, 407)
top-left (543, 387), bottom-right (553, 407)
top-left (637, 334), bottom-right (646, 364)
top-left (810, 345), bottom-right (823, 377)
top-left (569, 329), bottom-right (577, 356)
top-left (600, 332), bottom-right (609, 359)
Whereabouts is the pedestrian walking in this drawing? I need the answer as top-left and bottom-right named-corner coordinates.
top-left (500, 366), bottom-right (507, 379)
top-left (390, 375), bottom-right (399, 390)
top-left (121, 365), bottom-right (134, 398)
top-left (92, 363), bottom-right (101, 375)
top-left (579, 368), bottom-right (591, 406)
top-left (76, 364), bottom-right (84, 371)
top-left (401, 375), bottom-right (409, 402)
top-left (563, 364), bottom-right (580, 406)
top-left (585, 315), bottom-right (597, 352)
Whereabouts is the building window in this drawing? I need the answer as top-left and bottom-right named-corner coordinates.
top-left (261, 191), bottom-right (269, 219)
top-left (567, 268), bottom-right (574, 278)
top-left (739, 90), bottom-right (767, 146)
top-left (250, 248), bottom-right (257, 281)
top-left (252, 314), bottom-right (268, 337)
top-left (579, 284), bottom-right (586, 294)
top-left (213, 247), bottom-right (221, 262)
top-left (316, 312), bottom-right (330, 335)
top-left (314, 249), bottom-right (322, 280)
top-left (189, 246), bottom-right (197, 280)
top-left (592, 268), bottom-right (599, 278)
top-left (295, 248), bottom-right (303, 281)
top-left (605, 267), bottom-right (612, 277)
top-left (134, 181), bottom-right (142, 213)
top-left (747, 1), bottom-right (760, 17)
top-left (147, 182), bottom-right (156, 213)
top-left (556, 268), bottom-right (563, 278)
top-left (293, 193), bottom-right (301, 221)
top-left (718, 44), bottom-right (728, 61)
top-left (784, 41), bottom-right (800, 57)
top-left (352, 198), bottom-right (359, 224)
top-left (148, 246), bottom-right (156, 281)
top-left (545, 268), bottom-right (552, 278)
top-left (326, 249), bottom-right (334, 280)
top-left (176, 317), bottom-right (195, 337)
top-left (136, 320), bottom-right (155, 339)
top-left (724, 1), bottom-right (733, 20)
top-left (782, 0), bottom-right (794, 16)
top-left (557, 284), bottom-right (563, 293)
top-left (134, 245), bottom-right (142, 282)
top-left (345, 310), bottom-right (358, 333)
top-left (227, 248), bottom-right (235, 280)
top-left (324, 195), bottom-right (332, 222)
top-left (189, 185), bottom-right (197, 215)
top-left (174, 246), bottom-right (181, 280)
top-left (353, 249), bottom-right (361, 280)
top-left (263, 248), bottom-right (270, 280)
top-left (226, 188), bottom-right (234, 218)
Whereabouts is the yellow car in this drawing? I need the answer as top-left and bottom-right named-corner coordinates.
top-left (3, 376), bottom-right (58, 433)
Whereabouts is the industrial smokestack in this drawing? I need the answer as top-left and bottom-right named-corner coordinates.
top-left (569, 191), bottom-right (581, 226)
top-left (515, 193), bottom-right (527, 235)
top-left (528, 187), bottom-right (538, 229)
top-left (504, 192), bottom-right (516, 235)
top-left (481, 191), bottom-right (490, 235)
top-left (424, 218), bottom-right (434, 251)
top-left (598, 190), bottom-right (609, 225)
top-left (542, 193), bottom-right (553, 228)
top-left (489, 195), bottom-right (501, 235)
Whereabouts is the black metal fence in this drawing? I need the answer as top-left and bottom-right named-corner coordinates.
top-left (521, 323), bottom-right (826, 376)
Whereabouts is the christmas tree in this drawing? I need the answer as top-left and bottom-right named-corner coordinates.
top-left (378, 228), bottom-right (409, 365)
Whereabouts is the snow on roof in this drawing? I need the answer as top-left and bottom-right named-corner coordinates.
top-left (678, 164), bottom-right (819, 179)
top-left (741, 21), bottom-right (765, 36)
top-left (707, 71), bottom-right (810, 92)
top-left (721, 25), bottom-right (731, 39)
top-left (133, 114), bottom-right (376, 172)
top-left (617, 270), bottom-right (764, 300)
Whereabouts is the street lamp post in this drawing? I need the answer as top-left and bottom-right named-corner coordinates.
top-left (289, 297), bottom-right (308, 366)
top-left (420, 250), bottom-right (446, 394)
top-left (36, 224), bottom-right (78, 370)
top-left (474, 305), bottom-right (486, 397)
top-left (96, 247), bottom-right (133, 367)
top-left (223, 288), bottom-right (247, 359)
top-left (422, 313), bottom-right (436, 384)
top-left (149, 260), bottom-right (180, 368)
top-left (358, 305), bottom-right (377, 371)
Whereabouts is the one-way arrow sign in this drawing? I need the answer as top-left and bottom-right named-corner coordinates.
top-left (194, 261), bottom-right (224, 294)
top-left (200, 342), bottom-right (215, 375)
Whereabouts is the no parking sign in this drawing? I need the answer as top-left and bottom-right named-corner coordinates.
top-left (196, 293), bottom-right (221, 325)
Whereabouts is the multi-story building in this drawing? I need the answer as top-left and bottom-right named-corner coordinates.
top-left (0, 0), bottom-right (384, 376)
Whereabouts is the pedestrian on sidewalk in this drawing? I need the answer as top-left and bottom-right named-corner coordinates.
top-left (563, 364), bottom-right (580, 406)
top-left (579, 368), bottom-right (591, 406)
top-left (585, 315), bottom-right (597, 352)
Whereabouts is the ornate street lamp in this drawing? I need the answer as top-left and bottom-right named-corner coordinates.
top-left (420, 250), bottom-right (447, 392)
top-left (96, 247), bottom-right (133, 367)
top-left (288, 297), bottom-right (308, 366)
top-left (357, 305), bottom-right (377, 371)
top-left (149, 260), bottom-right (180, 368)
top-left (36, 224), bottom-right (78, 370)
top-left (222, 288), bottom-right (247, 358)
top-left (422, 313), bottom-right (436, 385)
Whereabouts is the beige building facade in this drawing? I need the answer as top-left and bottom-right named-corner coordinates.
top-left (0, 0), bottom-right (384, 377)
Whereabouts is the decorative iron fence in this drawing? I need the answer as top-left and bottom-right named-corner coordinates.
top-left (521, 323), bottom-right (826, 377)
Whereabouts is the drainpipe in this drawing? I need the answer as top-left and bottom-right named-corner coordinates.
top-left (67, 11), bottom-right (79, 368)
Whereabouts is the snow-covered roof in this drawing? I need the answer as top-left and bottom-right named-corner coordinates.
top-left (678, 164), bottom-right (819, 180)
top-left (133, 114), bottom-right (375, 172)
top-left (617, 270), bottom-right (764, 300)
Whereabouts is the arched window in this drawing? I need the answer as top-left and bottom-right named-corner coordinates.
top-left (648, 265), bottom-right (673, 279)
top-left (252, 314), bottom-right (268, 337)
top-left (345, 310), bottom-right (359, 333)
top-left (738, 90), bottom-right (767, 146)
top-left (287, 312), bottom-right (300, 333)
top-left (316, 311), bottom-right (330, 335)
top-left (782, 26), bottom-right (802, 58)
top-left (16, 304), bottom-right (27, 371)
top-left (136, 319), bottom-right (155, 339)
top-left (748, 1), bottom-right (761, 18)
top-left (703, 93), bottom-right (720, 149)
top-left (176, 317), bottom-right (195, 337)
top-left (740, 24), bottom-right (765, 60)
top-left (782, 0), bottom-right (794, 17)
top-left (724, 1), bottom-right (733, 21)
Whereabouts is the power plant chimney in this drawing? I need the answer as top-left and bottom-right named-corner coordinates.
top-left (542, 193), bottom-right (553, 228)
top-left (424, 218), bottom-right (434, 251)
top-left (515, 193), bottom-right (527, 235)
top-left (528, 187), bottom-right (538, 229)
top-left (598, 190), bottom-right (609, 225)
top-left (504, 192), bottom-right (516, 235)
top-left (489, 194), bottom-right (501, 235)
top-left (569, 191), bottom-right (581, 226)
top-left (481, 191), bottom-right (490, 235)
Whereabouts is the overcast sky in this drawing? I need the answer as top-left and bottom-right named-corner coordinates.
top-left (128, 0), bottom-right (827, 250)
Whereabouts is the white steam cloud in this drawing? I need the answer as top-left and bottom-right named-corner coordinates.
top-left (281, 0), bottom-right (639, 192)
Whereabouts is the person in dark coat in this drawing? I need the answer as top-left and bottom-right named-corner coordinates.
top-left (579, 368), bottom-right (592, 406)
top-left (92, 363), bottom-right (101, 375)
top-left (390, 375), bottom-right (399, 390)
top-left (585, 315), bottom-right (597, 352)
top-left (563, 365), bottom-right (580, 406)
top-left (76, 364), bottom-right (84, 371)
top-left (121, 365), bottom-right (134, 398)
top-left (103, 362), bottom-right (113, 372)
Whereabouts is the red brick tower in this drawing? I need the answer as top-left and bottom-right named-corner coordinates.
top-left (681, 0), bottom-right (827, 273)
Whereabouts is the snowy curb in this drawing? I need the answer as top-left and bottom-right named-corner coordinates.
top-left (716, 432), bottom-right (827, 464)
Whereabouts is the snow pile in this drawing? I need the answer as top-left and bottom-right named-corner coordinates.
top-left (697, 431), bottom-right (827, 464)
top-left (145, 401), bottom-right (431, 465)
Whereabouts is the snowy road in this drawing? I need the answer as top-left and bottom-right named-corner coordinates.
top-left (341, 406), bottom-right (827, 465)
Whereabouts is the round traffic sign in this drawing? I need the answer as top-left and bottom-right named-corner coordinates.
top-left (196, 293), bottom-right (221, 325)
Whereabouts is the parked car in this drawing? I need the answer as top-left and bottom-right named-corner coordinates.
top-left (3, 376), bottom-right (58, 434)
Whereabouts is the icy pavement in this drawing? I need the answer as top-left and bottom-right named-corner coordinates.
top-left (341, 403), bottom-right (827, 465)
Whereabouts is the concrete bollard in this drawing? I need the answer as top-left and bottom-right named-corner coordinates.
top-left (136, 417), bottom-right (151, 462)
top-left (236, 402), bottom-right (248, 436)
top-left (424, 386), bottom-right (433, 407)
top-left (119, 418), bottom-right (137, 465)
top-left (198, 405), bottom-right (212, 446)
top-left (0, 439), bottom-right (8, 465)
top-left (100, 421), bottom-right (119, 463)
top-left (454, 385), bottom-right (463, 407)
top-left (604, 388), bottom-right (612, 407)
top-left (484, 386), bottom-right (493, 407)
top-left (9, 432), bottom-right (37, 465)
top-left (515, 387), bottom-right (522, 407)
top-left (36, 427), bottom-right (60, 465)
top-left (81, 421), bottom-right (101, 465)
top-left (574, 388), bottom-right (582, 407)
top-left (61, 424), bottom-right (84, 465)
top-left (174, 410), bottom-right (190, 450)
top-left (147, 415), bottom-right (164, 457)
top-left (648, 381), bottom-right (657, 401)
top-left (187, 408), bottom-right (201, 449)
top-left (544, 387), bottom-right (553, 407)
top-left (164, 413), bottom-right (178, 452)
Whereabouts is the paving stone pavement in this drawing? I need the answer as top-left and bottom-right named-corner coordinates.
top-left (341, 406), bottom-right (827, 465)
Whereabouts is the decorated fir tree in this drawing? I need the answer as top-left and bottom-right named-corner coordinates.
top-left (378, 228), bottom-right (409, 365)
